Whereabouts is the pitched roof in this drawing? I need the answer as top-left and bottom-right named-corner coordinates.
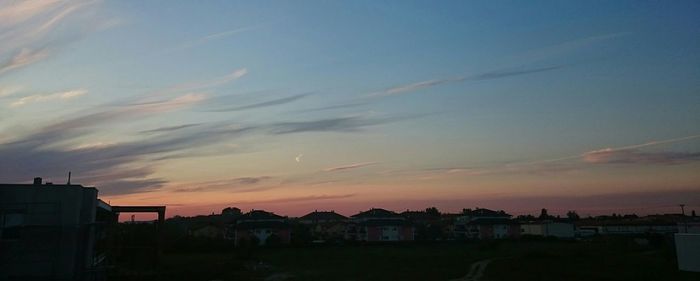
top-left (401, 211), bottom-right (440, 221)
top-left (237, 210), bottom-right (285, 221)
top-left (351, 208), bottom-right (402, 219)
top-left (299, 210), bottom-right (348, 221)
top-left (463, 208), bottom-right (511, 218)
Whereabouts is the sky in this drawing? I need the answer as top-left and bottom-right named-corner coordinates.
top-left (1, 0), bottom-right (699, 218)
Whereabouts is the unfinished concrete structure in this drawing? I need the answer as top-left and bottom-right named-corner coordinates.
top-left (0, 178), bottom-right (166, 281)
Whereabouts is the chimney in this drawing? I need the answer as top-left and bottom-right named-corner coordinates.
top-left (33, 177), bottom-right (42, 185)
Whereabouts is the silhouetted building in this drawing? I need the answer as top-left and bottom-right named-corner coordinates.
top-left (0, 179), bottom-right (113, 281)
top-left (453, 208), bottom-right (520, 239)
top-left (233, 210), bottom-right (291, 246)
top-left (346, 208), bottom-right (414, 241)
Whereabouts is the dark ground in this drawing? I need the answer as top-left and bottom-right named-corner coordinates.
top-left (110, 236), bottom-right (700, 281)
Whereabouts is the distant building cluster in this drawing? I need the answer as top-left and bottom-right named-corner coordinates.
top-left (180, 205), bottom-right (699, 246)
top-left (2, 179), bottom-right (699, 280)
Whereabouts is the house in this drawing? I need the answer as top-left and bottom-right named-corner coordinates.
top-left (299, 210), bottom-right (348, 241)
top-left (520, 220), bottom-right (575, 239)
top-left (190, 224), bottom-right (225, 239)
top-left (233, 210), bottom-right (291, 246)
top-left (0, 178), bottom-right (113, 281)
top-left (346, 208), bottom-right (414, 241)
top-left (401, 210), bottom-right (444, 240)
top-left (453, 208), bottom-right (520, 239)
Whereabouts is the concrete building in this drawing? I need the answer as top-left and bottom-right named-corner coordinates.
top-left (0, 178), bottom-right (113, 281)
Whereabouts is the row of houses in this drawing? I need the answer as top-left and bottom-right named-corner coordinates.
top-left (185, 206), bottom-right (698, 246)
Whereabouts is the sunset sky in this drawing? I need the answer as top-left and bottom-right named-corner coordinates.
top-left (1, 1), bottom-right (699, 218)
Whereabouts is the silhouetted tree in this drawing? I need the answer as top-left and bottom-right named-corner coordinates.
top-left (221, 207), bottom-right (242, 216)
top-left (517, 214), bottom-right (536, 221)
top-left (539, 208), bottom-right (551, 220)
top-left (566, 211), bottom-right (580, 221)
top-left (425, 207), bottom-right (440, 216)
top-left (693, 210), bottom-right (697, 217)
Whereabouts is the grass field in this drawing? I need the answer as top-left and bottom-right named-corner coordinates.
top-left (112, 237), bottom-right (700, 281)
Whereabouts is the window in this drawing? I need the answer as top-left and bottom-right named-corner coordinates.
top-left (1, 213), bottom-right (24, 240)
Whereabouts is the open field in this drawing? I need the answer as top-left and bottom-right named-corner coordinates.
top-left (111, 237), bottom-right (700, 281)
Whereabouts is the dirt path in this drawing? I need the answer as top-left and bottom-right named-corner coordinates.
top-left (449, 259), bottom-right (493, 281)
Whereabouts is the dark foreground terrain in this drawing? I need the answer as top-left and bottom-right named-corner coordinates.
top-left (111, 236), bottom-right (699, 281)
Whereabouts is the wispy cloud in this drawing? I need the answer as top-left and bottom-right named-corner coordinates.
top-left (582, 148), bottom-right (700, 165)
top-left (415, 134), bottom-right (700, 179)
top-left (367, 32), bottom-right (626, 98)
top-left (324, 162), bottom-right (377, 172)
top-left (269, 115), bottom-right (411, 134)
top-left (170, 176), bottom-right (274, 193)
top-left (234, 194), bottom-right (356, 205)
top-left (167, 25), bottom-right (261, 52)
top-left (163, 68), bottom-right (247, 94)
top-left (0, 0), bottom-right (62, 26)
top-left (369, 65), bottom-right (563, 97)
top-left (517, 32), bottom-right (629, 65)
top-left (0, 120), bottom-right (256, 195)
top-left (0, 48), bottom-right (49, 75)
top-left (208, 93), bottom-right (310, 112)
top-left (293, 102), bottom-right (369, 114)
top-left (139, 123), bottom-right (202, 134)
top-left (0, 85), bottom-right (22, 98)
top-left (10, 89), bottom-right (87, 107)
top-left (0, 0), bottom-right (102, 76)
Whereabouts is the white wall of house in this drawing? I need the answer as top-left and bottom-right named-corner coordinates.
top-left (381, 226), bottom-right (399, 241)
top-left (252, 228), bottom-right (273, 245)
top-left (675, 234), bottom-right (700, 272)
top-left (545, 222), bottom-right (575, 238)
top-left (493, 224), bottom-right (510, 238)
top-left (521, 224), bottom-right (545, 236)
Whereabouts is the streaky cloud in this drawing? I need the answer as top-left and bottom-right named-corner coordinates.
top-left (268, 115), bottom-right (414, 134)
top-left (234, 194), bottom-right (356, 205)
top-left (292, 102), bottom-right (369, 113)
top-left (269, 117), bottom-right (376, 134)
top-left (9, 89), bottom-right (87, 107)
top-left (0, 47), bottom-right (49, 75)
top-left (324, 162), bottom-right (377, 172)
top-left (582, 148), bottom-right (700, 165)
top-left (370, 65), bottom-right (564, 97)
top-left (208, 93), bottom-right (310, 112)
top-left (139, 123), bottom-right (202, 134)
top-left (170, 176), bottom-right (274, 193)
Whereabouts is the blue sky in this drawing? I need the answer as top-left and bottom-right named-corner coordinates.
top-left (1, 1), bottom-right (699, 217)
